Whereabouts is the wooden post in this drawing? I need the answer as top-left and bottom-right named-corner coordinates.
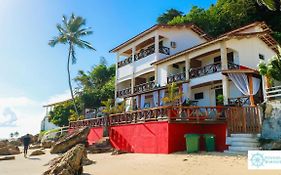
top-left (248, 75), bottom-right (255, 106)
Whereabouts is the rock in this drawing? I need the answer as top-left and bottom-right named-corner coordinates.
top-left (29, 144), bottom-right (42, 150)
top-left (272, 140), bottom-right (281, 150)
top-left (0, 156), bottom-right (15, 161)
top-left (50, 127), bottom-right (90, 154)
top-left (111, 149), bottom-right (127, 155)
top-left (30, 150), bottom-right (45, 156)
top-left (43, 144), bottom-right (85, 175)
top-left (41, 140), bottom-right (54, 149)
top-left (0, 145), bottom-right (20, 155)
top-left (82, 157), bottom-right (95, 166)
top-left (0, 140), bottom-right (8, 148)
top-left (9, 140), bottom-right (22, 147)
top-left (87, 137), bottom-right (112, 154)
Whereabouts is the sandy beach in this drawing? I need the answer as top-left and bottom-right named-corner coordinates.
top-left (1, 151), bottom-right (281, 175)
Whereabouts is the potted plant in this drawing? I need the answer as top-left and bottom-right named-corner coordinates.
top-left (216, 94), bottom-right (224, 113)
top-left (162, 83), bottom-right (183, 118)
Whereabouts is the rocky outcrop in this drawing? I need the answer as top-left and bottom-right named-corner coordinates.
top-left (29, 144), bottom-right (42, 150)
top-left (261, 101), bottom-right (281, 140)
top-left (41, 140), bottom-right (54, 149)
top-left (50, 127), bottom-right (89, 154)
top-left (0, 141), bottom-right (20, 155)
top-left (43, 144), bottom-right (86, 175)
top-left (30, 150), bottom-right (45, 156)
top-left (87, 137), bottom-right (112, 154)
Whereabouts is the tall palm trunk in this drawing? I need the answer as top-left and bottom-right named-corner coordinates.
top-left (67, 43), bottom-right (79, 117)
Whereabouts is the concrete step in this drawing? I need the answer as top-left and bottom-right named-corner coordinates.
top-left (230, 141), bottom-right (259, 147)
top-left (230, 133), bottom-right (260, 138)
top-left (229, 137), bottom-right (259, 143)
top-left (228, 146), bottom-right (260, 152)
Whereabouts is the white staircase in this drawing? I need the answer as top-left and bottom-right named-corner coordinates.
top-left (224, 134), bottom-right (260, 154)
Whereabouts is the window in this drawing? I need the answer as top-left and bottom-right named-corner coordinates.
top-left (194, 92), bottom-right (204, 100)
top-left (259, 54), bottom-right (265, 60)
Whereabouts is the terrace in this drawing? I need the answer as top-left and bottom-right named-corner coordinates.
top-left (69, 105), bottom-right (261, 135)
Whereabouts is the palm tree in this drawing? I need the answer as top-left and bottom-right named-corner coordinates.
top-left (49, 14), bottom-right (95, 116)
top-left (14, 131), bottom-right (19, 138)
top-left (10, 133), bottom-right (14, 138)
top-left (257, 0), bottom-right (280, 11)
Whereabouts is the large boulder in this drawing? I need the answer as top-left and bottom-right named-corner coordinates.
top-left (30, 150), bottom-right (45, 156)
top-left (43, 144), bottom-right (86, 175)
top-left (0, 145), bottom-right (20, 155)
top-left (50, 127), bottom-right (90, 154)
top-left (41, 140), bottom-right (54, 149)
top-left (87, 137), bottom-right (113, 154)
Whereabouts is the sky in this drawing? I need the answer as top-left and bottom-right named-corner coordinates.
top-left (0, 0), bottom-right (216, 138)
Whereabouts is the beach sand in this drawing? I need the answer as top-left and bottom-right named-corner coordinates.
top-left (1, 151), bottom-right (281, 175)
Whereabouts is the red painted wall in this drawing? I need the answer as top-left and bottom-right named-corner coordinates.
top-left (109, 122), bottom-right (227, 154)
top-left (87, 127), bottom-right (104, 145)
top-left (168, 123), bottom-right (227, 152)
top-left (110, 121), bottom-right (169, 153)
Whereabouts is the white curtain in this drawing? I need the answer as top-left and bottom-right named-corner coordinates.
top-left (159, 89), bottom-right (165, 106)
top-left (228, 73), bottom-right (260, 95)
top-left (136, 96), bottom-right (140, 109)
top-left (153, 91), bottom-right (159, 107)
top-left (140, 94), bottom-right (145, 109)
top-left (182, 83), bottom-right (189, 102)
top-left (253, 77), bottom-right (261, 95)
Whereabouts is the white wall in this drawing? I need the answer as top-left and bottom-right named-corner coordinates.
top-left (41, 116), bottom-right (58, 131)
top-left (226, 37), bottom-right (276, 70)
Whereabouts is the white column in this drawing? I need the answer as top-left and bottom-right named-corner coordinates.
top-left (154, 65), bottom-right (158, 85)
top-left (115, 53), bottom-right (120, 100)
top-left (131, 47), bottom-right (136, 93)
top-left (220, 42), bottom-right (229, 105)
top-left (185, 55), bottom-right (192, 100)
top-left (45, 107), bottom-right (48, 116)
top-left (155, 32), bottom-right (160, 61)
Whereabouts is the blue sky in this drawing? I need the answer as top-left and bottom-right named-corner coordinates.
top-left (0, 0), bottom-right (216, 138)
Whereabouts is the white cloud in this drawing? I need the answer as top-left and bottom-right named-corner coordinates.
top-left (0, 90), bottom-right (71, 139)
top-left (0, 107), bottom-right (17, 127)
top-left (44, 89), bottom-right (71, 105)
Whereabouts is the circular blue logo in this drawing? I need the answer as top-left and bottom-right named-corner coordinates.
top-left (250, 153), bottom-right (265, 168)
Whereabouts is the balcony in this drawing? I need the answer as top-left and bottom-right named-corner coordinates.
top-left (117, 87), bottom-right (131, 97)
top-left (167, 72), bottom-right (186, 84)
top-left (118, 46), bottom-right (170, 68)
top-left (189, 62), bottom-right (240, 79)
top-left (134, 81), bottom-right (156, 94)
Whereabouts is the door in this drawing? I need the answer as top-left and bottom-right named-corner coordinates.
top-left (215, 88), bottom-right (223, 105)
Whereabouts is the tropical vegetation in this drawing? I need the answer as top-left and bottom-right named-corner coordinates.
top-left (48, 59), bottom-right (115, 127)
top-left (158, 0), bottom-right (281, 43)
top-left (49, 14), bottom-right (95, 117)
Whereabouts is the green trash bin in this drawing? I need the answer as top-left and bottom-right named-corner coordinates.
top-left (184, 134), bottom-right (200, 153)
top-left (203, 134), bottom-right (215, 152)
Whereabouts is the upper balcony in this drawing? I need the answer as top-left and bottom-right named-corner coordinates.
top-left (117, 45), bottom-right (170, 68)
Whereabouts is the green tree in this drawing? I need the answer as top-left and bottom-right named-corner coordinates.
top-left (157, 8), bottom-right (183, 24)
top-left (10, 133), bottom-right (14, 138)
top-left (258, 46), bottom-right (281, 82)
top-left (257, 0), bottom-right (281, 10)
top-left (163, 0), bottom-right (281, 43)
top-left (49, 14), bottom-right (95, 117)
